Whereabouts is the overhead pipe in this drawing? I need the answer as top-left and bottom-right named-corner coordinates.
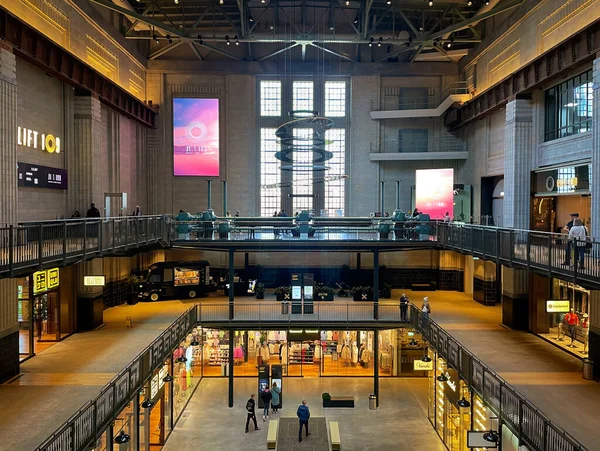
top-left (207, 180), bottom-right (212, 210)
top-left (380, 181), bottom-right (385, 215)
top-left (396, 181), bottom-right (400, 210)
top-left (222, 180), bottom-right (228, 216)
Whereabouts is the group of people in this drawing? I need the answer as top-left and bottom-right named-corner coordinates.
top-left (563, 212), bottom-right (589, 269)
top-left (399, 293), bottom-right (431, 322)
top-left (71, 203), bottom-right (142, 219)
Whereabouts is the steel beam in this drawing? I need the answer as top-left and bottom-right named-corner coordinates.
top-left (257, 42), bottom-right (299, 61)
top-left (395, 8), bottom-right (419, 37)
top-left (375, 43), bottom-right (419, 63)
top-left (149, 40), bottom-right (184, 60)
top-left (189, 41), bottom-right (205, 60)
top-left (362, 0), bottom-right (374, 39)
top-left (408, 44), bottom-right (424, 63)
top-left (195, 40), bottom-right (243, 61)
top-left (310, 43), bottom-right (356, 63)
top-left (213, 1), bottom-right (242, 36)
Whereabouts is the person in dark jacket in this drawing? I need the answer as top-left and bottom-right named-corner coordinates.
top-left (297, 400), bottom-right (311, 442)
top-left (400, 293), bottom-right (409, 322)
top-left (261, 387), bottom-right (272, 421)
top-left (86, 203), bottom-right (100, 218)
top-left (245, 394), bottom-right (260, 433)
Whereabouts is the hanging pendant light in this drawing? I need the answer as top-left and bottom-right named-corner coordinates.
top-left (421, 355), bottom-right (432, 362)
top-left (457, 397), bottom-right (471, 408)
top-left (114, 430), bottom-right (131, 444)
top-left (177, 355), bottom-right (188, 363)
top-left (163, 374), bottom-right (174, 383)
top-left (483, 430), bottom-right (499, 443)
top-left (141, 399), bottom-right (156, 409)
top-left (436, 374), bottom-right (448, 382)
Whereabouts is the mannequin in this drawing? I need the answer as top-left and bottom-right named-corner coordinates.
top-left (564, 308), bottom-right (579, 347)
top-left (352, 342), bottom-right (359, 366)
top-left (280, 342), bottom-right (288, 365)
top-left (582, 313), bottom-right (589, 354)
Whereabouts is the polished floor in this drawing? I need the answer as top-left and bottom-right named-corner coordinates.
top-left (162, 377), bottom-right (446, 451)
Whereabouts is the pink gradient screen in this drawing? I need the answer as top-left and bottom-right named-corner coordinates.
top-left (415, 168), bottom-right (454, 220)
top-left (173, 98), bottom-right (220, 176)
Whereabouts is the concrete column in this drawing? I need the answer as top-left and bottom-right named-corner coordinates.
top-left (438, 250), bottom-right (465, 291)
top-left (591, 58), bottom-right (600, 238)
top-left (501, 267), bottom-right (529, 330)
top-left (503, 98), bottom-right (533, 229)
top-left (0, 45), bottom-right (19, 382)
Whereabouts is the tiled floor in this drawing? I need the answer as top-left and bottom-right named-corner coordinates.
top-left (162, 377), bottom-right (446, 451)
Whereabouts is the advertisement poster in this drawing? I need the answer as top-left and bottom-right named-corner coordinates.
top-left (415, 168), bottom-right (454, 220)
top-left (173, 98), bottom-right (219, 176)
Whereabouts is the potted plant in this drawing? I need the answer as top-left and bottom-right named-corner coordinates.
top-left (322, 392), bottom-right (354, 408)
top-left (274, 286), bottom-right (291, 302)
top-left (351, 286), bottom-right (373, 301)
top-left (316, 285), bottom-right (335, 301)
top-left (380, 283), bottom-right (392, 299)
top-left (430, 281), bottom-right (438, 291)
top-left (255, 283), bottom-right (265, 299)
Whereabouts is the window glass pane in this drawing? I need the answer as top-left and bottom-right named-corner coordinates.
top-left (325, 81), bottom-right (346, 117)
top-left (292, 128), bottom-right (313, 213)
top-left (293, 81), bottom-right (314, 112)
top-left (260, 128), bottom-right (281, 216)
top-left (324, 129), bottom-right (345, 216)
top-left (260, 81), bottom-right (282, 116)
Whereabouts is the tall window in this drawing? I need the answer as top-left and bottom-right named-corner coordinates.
top-left (324, 129), bottom-right (345, 216)
top-left (325, 81), bottom-right (346, 117)
top-left (293, 81), bottom-right (314, 111)
top-left (292, 128), bottom-right (313, 213)
top-left (545, 70), bottom-right (593, 141)
top-left (260, 81), bottom-right (282, 116)
top-left (260, 128), bottom-right (281, 216)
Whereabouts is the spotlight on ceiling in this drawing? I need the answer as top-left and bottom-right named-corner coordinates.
top-left (226, 35), bottom-right (230, 45)
top-left (447, 41), bottom-right (452, 48)
top-left (428, 0), bottom-right (433, 5)
top-left (378, 37), bottom-right (383, 47)
top-left (269, 24), bottom-right (274, 30)
top-left (153, 34), bottom-right (159, 44)
top-left (166, 35), bottom-right (172, 44)
top-left (261, 0), bottom-right (266, 3)
top-left (386, 0), bottom-right (391, 4)
top-left (468, 0), bottom-right (472, 5)
top-left (141, 399), bottom-right (156, 409)
top-left (174, 0), bottom-right (179, 4)
top-left (368, 37), bottom-right (373, 47)
top-left (345, 0), bottom-right (350, 5)
top-left (249, 15), bottom-right (254, 22)
top-left (485, 0), bottom-right (490, 4)
top-left (114, 431), bottom-right (131, 445)
top-left (234, 35), bottom-right (239, 45)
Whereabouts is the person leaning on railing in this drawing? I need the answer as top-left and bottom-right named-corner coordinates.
top-left (569, 218), bottom-right (587, 269)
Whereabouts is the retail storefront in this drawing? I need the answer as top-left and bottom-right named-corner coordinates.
top-left (197, 327), bottom-right (425, 378)
top-left (17, 267), bottom-right (75, 360)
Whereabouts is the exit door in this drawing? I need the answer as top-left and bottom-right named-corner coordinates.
top-left (104, 193), bottom-right (127, 218)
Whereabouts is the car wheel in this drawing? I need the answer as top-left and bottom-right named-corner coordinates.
top-left (188, 290), bottom-right (197, 299)
top-left (150, 292), bottom-right (160, 302)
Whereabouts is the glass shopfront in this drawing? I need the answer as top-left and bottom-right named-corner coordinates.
top-left (173, 328), bottom-right (202, 421)
top-left (539, 279), bottom-right (590, 357)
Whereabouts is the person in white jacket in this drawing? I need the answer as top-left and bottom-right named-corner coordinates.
top-left (569, 218), bottom-right (587, 269)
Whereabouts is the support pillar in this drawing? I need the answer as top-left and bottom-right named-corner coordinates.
top-left (228, 327), bottom-right (234, 407)
top-left (229, 249), bottom-right (235, 320)
top-left (373, 251), bottom-right (379, 320)
top-left (374, 329), bottom-right (379, 407)
top-left (357, 253), bottom-right (361, 270)
top-left (592, 57), bottom-right (600, 237)
top-left (0, 45), bottom-right (19, 383)
top-left (501, 267), bottom-right (530, 330)
top-left (503, 98), bottom-right (533, 229)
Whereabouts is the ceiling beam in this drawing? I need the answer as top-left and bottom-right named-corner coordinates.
top-left (187, 4), bottom-right (214, 34)
top-left (213, 1), bottom-right (242, 36)
top-left (451, 6), bottom-right (481, 40)
top-left (189, 41), bottom-right (205, 60)
top-left (395, 8), bottom-right (419, 37)
top-left (408, 44), bottom-right (424, 62)
top-left (257, 42), bottom-right (299, 61)
top-left (310, 43), bottom-right (356, 63)
top-left (149, 40), bottom-right (184, 60)
top-left (375, 43), bottom-right (419, 63)
top-left (362, 0), bottom-right (374, 39)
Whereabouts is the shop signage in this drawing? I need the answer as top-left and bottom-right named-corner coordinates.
top-left (33, 268), bottom-right (60, 295)
top-left (18, 126), bottom-right (61, 153)
top-left (151, 374), bottom-right (159, 399)
top-left (84, 276), bottom-right (106, 286)
top-left (414, 360), bottom-right (434, 371)
top-left (534, 164), bottom-right (590, 195)
top-left (18, 162), bottom-right (68, 190)
top-left (546, 300), bottom-right (570, 313)
top-left (159, 366), bottom-right (168, 391)
top-left (444, 368), bottom-right (460, 405)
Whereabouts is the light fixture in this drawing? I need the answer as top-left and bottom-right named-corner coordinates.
top-left (153, 34), bottom-right (159, 44)
top-left (483, 430), bottom-right (499, 443)
top-left (447, 41), bottom-right (452, 48)
top-left (234, 35), bottom-right (239, 45)
top-left (468, 0), bottom-right (472, 4)
top-left (378, 37), bottom-right (383, 47)
top-left (249, 15), bottom-right (254, 22)
top-left (141, 399), bottom-right (156, 409)
top-left (565, 102), bottom-right (579, 107)
top-left (166, 35), bottom-right (172, 44)
top-left (437, 374), bottom-right (448, 382)
top-left (421, 355), bottom-right (432, 362)
top-left (428, 0), bottom-right (433, 6)
top-left (369, 37), bottom-right (374, 47)
top-left (114, 431), bottom-right (131, 445)
top-left (261, 0), bottom-right (266, 3)
top-left (386, 0), bottom-right (391, 4)
top-left (174, 0), bottom-right (179, 4)
top-left (346, 0), bottom-right (350, 5)
top-left (485, 0), bottom-right (490, 4)
top-left (220, 0), bottom-right (224, 4)
top-left (330, 25), bottom-right (335, 31)
top-left (197, 35), bottom-right (203, 45)
top-left (269, 24), bottom-right (274, 30)
top-left (354, 17), bottom-right (358, 24)
top-left (177, 355), bottom-right (188, 363)
top-left (226, 35), bottom-right (230, 45)
top-left (163, 374), bottom-right (174, 383)
top-left (457, 398), bottom-right (471, 408)
top-left (190, 338), bottom-right (200, 346)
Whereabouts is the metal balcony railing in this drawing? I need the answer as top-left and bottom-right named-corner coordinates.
top-left (372, 81), bottom-right (470, 111)
top-left (0, 216), bottom-right (167, 275)
top-left (410, 304), bottom-right (588, 451)
top-left (369, 138), bottom-right (467, 153)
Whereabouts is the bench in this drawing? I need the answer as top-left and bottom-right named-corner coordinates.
top-left (323, 396), bottom-right (355, 408)
top-left (330, 421), bottom-right (341, 451)
top-left (267, 419), bottom-right (277, 449)
top-left (411, 283), bottom-right (430, 291)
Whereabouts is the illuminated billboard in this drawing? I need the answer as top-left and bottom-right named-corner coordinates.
top-left (415, 168), bottom-right (454, 220)
top-left (173, 98), bottom-right (219, 176)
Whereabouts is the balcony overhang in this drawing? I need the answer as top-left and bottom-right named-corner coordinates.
top-left (370, 151), bottom-right (468, 161)
top-left (370, 94), bottom-right (471, 120)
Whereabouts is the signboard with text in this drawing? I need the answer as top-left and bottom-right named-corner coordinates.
top-left (414, 360), bottom-right (434, 371)
top-left (33, 268), bottom-right (60, 295)
top-left (84, 276), bottom-right (106, 287)
top-left (546, 300), bottom-right (570, 313)
top-left (18, 162), bottom-right (68, 190)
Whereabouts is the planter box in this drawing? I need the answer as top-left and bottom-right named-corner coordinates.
top-left (323, 397), bottom-right (355, 408)
top-left (353, 292), bottom-right (373, 301)
top-left (256, 293), bottom-right (264, 299)
top-left (316, 293), bottom-right (334, 301)
top-left (411, 284), bottom-right (430, 291)
top-left (276, 293), bottom-right (291, 302)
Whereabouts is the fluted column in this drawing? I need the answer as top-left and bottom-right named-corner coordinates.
top-left (503, 98), bottom-right (533, 229)
top-left (591, 58), bottom-right (600, 238)
top-left (0, 45), bottom-right (19, 382)
top-left (501, 266), bottom-right (529, 330)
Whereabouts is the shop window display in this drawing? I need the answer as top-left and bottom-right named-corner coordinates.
top-left (114, 400), bottom-right (138, 450)
top-left (234, 331), bottom-right (288, 377)
top-left (538, 279), bottom-right (590, 357)
top-left (320, 330), bottom-right (374, 376)
top-left (173, 329), bottom-right (202, 421)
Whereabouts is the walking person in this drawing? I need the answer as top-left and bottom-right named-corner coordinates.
top-left (400, 293), bottom-right (409, 323)
top-left (271, 381), bottom-right (281, 415)
top-left (421, 296), bottom-right (431, 329)
top-left (245, 394), bottom-right (260, 433)
top-left (562, 213), bottom-right (579, 266)
top-left (569, 218), bottom-right (587, 269)
top-left (261, 387), bottom-right (272, 421)
top-left (297, 400), bottom-right (311, 443)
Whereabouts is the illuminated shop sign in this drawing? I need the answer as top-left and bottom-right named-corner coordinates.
top-left (546, 300), bottom-right (570, 313)
top-left (18, 127), bottom-right (61, 153)
top-left (33, 268), bottom-right (60, 295)
top-left (18, 162), bottom-right (68, 190)
top-left (414, 360), bottom-right (434, 371)
top-left (84, 276), bottom-right (106, 286)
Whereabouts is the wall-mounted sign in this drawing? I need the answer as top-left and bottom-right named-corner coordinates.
top-left (33, 268), bottom-right (59, 295)
top-left (444, 368), bottom-right (460, 405)
top-left (18, 126), bottom-right (61, 153)
top-left (150, 374), bottom-right (159, 399)
top-left (84, 276), bottom-right (106, 287)
top-left (18, 162), bottom-right (68, 190)
top-left (546, 300), bottom-right (570, 313)
top-left (534, 164), bottom-right (590, 195)
top-left (414, 360), bottom-right (434, 371)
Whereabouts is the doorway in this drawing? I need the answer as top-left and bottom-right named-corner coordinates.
top-left (104, 192), bottom-right (128, 218)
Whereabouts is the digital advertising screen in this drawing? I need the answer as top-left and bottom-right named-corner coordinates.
top-left (173, 98), bottom-right (220, 176)
top-left (415, 168), bottom-right (454, 220)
